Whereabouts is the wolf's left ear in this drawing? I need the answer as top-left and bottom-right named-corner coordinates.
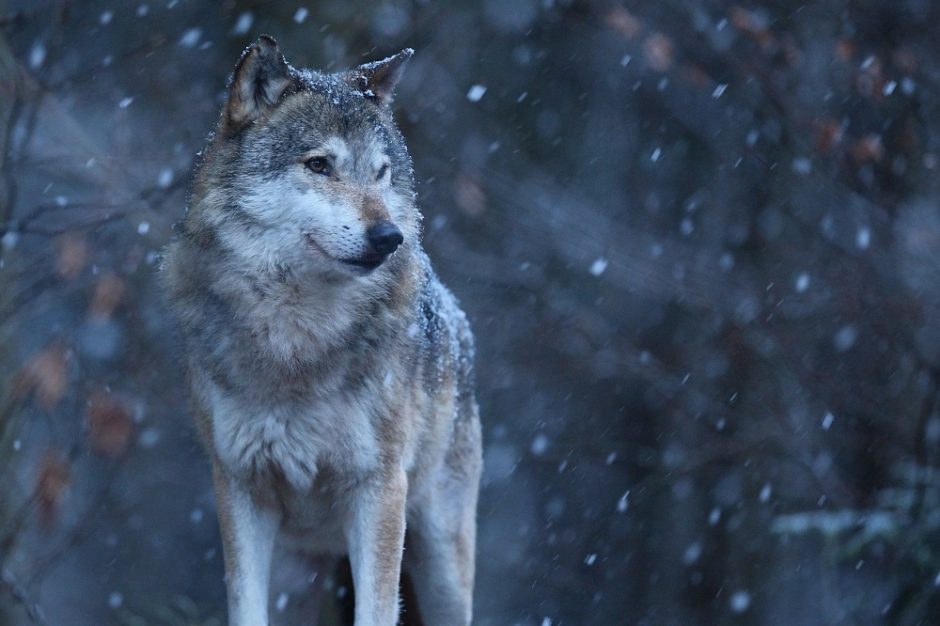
top-left (345, 49), bottom-right (414, 105)
top-left (226, 35), bottom-right (293, 127)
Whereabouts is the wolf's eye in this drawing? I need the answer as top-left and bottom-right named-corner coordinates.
top-left (306, 157), bottom-right (331, 176)
top-left (376, 163), bottom-right (389, 181)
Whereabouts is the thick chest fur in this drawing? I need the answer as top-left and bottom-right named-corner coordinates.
top-left (183, 274), bottom-right (416, 492)
top-left (206, 379), bottom-right (387, 492)
top-left (173, 246), bottom-right (469, 512)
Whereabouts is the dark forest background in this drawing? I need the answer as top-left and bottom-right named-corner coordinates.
top-left (2, 1), bottom-right (940, 624)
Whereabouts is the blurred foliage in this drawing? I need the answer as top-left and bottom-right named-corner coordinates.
top-left (1, 0), bottom-right (940, 625)
top-left (116, 595), bottom-right (224, 626)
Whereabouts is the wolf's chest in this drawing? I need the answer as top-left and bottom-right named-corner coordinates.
top-left (207, 388), bottom-right (381, 492)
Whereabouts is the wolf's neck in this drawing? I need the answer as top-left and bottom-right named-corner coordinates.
top-left (229, 273), bottom-right (364, 360)
top-left (203, 248), bottom-right (416, 368)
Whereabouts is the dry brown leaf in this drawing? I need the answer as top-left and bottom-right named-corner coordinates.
top-left (88, 272), bottom-right (126, 318)
top-left (852, 134), bottom-right (884, 163)
top-left (454, 174), bottom-right (487, 216)
top-left (12, 344), bottom-right (68, 410)
top-left (816, 119), bottom-right (845, 154)
top-left (731, 7), bottom-right (763, 34)
top-left (85, 389), bottom-right (133, 458)
top-left (35, 451), bottom-right (70, 529)
top-left (730, 7), bottom-right (773, 47)
top-left (605, 7), bottom-right (642, 40)
top-left (856, 56), bottom-right (883, 98)
top-left (893, 47), bottom-right (917, 73)
top-left (55, 232), bottom-right (90, 279)
top-left (643, 33), bottom-right (674, 73)
top-left (835, 40), bottom-right (856, 62)
top-left (682, 65), bottom-right (711, 88)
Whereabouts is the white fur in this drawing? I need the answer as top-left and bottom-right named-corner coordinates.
top-left (223, 481), bottom-right (280, 626)
top-left (346, 471), bottom-right (408, 626)
top-left (206, 376), bottom-right (382, 491)
top-left (322, 136), bottom-right (353, 170)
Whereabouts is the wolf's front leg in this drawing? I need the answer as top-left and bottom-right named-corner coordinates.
top-left (212, 465), bottom-right (281, 626)
top-left (346, 469), bottom-right (408, 626)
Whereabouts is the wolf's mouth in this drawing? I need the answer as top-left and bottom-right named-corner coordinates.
top-left (340, 254), bottom-right (385, 271)
top-left (304, 233), bottom-right (388, 272)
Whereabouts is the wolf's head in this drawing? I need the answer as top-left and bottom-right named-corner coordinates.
top-left (188, 36), bottom-right (419, 282)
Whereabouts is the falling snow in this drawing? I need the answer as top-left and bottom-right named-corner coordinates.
top-left (792, 157), bottom-right (812, 175)
top-left (589, 257), bottom-right (608, 276)
top-left (729, 590), bottom-right (751, 613)
top-left (856, 227), bottom-right (871, 249)
top-left (834, 325), bottom-right (858, 352)
top-left (709, 507), bottom-right (722, 526)
top-left (683, 542), bottom-right (702, 564)
top-left (466, 84), bottom-right (488, 102)
top-left (3, 4), bottom-right (938, 625)
top-left (795, 272), bottom-right (810, 293)
top-left (29, 42), bottom-right (46, 69)
top-left (178, 28), bottom-right (202, 48)
top-left (530, 433), bottom-right (549, 456)
top-left (617, 491), bottom-right (629, 513)
top-left (233, 12), bottom-right (254, 35)
top-left (759, 483), bottom-right (772, 503)
top-left (157, 168), bottom-right (173, 188)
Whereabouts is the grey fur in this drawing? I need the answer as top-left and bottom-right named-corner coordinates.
top-left (161, 36), bottom-right (481, 626)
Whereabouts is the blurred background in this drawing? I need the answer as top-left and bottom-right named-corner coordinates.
top-left (2, 1), bottom-right (940, 624)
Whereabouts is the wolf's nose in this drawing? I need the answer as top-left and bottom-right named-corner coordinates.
top-left (367, 221), bottom-right (404, 256)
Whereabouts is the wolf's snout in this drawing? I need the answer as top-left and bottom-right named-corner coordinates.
top-left (367, 221), bottom-right (404, 256)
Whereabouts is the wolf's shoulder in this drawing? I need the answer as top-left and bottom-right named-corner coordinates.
top-left (412, 252), bottom-right (475, 386)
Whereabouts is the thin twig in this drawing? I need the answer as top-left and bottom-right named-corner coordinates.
top-left (0, 567), bottom-right (47, 625)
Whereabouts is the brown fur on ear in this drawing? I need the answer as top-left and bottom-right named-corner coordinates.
top-left (226, 35), bottom-right (293, 128)
top-left (345, 48), bottom-right (414, 104)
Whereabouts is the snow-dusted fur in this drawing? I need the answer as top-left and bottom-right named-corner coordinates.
top-left (161, 36), bottom-right (481, 626)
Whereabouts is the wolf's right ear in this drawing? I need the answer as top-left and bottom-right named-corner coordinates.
top-left (344, 49), bottom-right (414, 105)
top-left (226, 35), bottom-right (293, 128)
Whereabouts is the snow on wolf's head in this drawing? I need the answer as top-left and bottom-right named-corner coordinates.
top-left (192, 36), bottom-right (419, 281)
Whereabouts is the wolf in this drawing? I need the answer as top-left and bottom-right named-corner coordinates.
top-left (161, 36), bottom-right (482, 626)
